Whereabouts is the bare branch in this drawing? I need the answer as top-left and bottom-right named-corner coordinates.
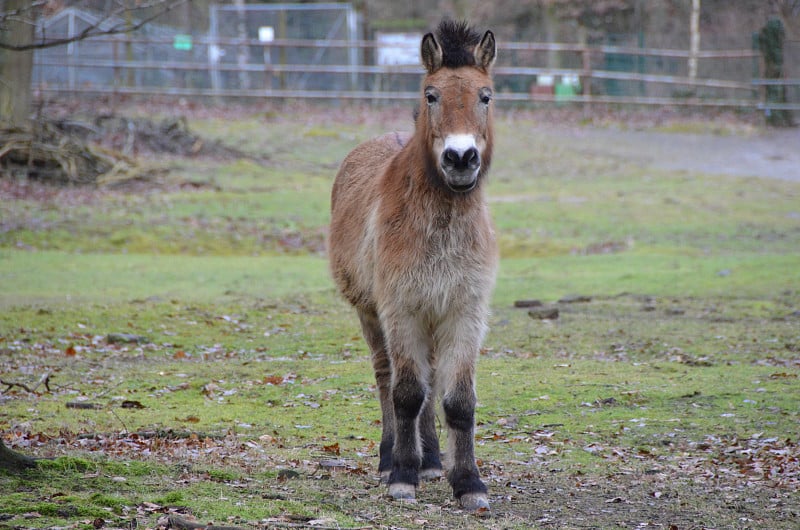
top-left (0, 2), bottom-right (47, 26)
top-left (0, 378), bottom-right (34, 394)
top-left (0, 0), bottom-right (188, 51)
top-left (0, 372), bottom-right (50, 394)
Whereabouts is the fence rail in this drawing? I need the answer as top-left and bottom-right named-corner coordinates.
top-left (32, 34), bottom-right (800, 112)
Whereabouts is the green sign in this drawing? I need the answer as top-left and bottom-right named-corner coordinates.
top-left (174, 34), bottom-right (192, 51)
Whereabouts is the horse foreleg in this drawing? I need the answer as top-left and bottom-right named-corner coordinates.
top-left (388, 356), bottom-right (426, 499)
top-left (384, 318), bottom-right (432, 500)
top-left (436, 316), bottom-right (490, 511)
top-left (442, 373), bottom-right (488, 510)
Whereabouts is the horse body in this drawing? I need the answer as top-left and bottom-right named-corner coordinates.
top-left (329, 21), bottom-right (497, 511)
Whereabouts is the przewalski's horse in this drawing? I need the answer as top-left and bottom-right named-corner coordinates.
top-left (329, 21), bottom-right (497, 511)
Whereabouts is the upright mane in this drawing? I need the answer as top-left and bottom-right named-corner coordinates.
top-left (436, 20), bottom-right (482, 68)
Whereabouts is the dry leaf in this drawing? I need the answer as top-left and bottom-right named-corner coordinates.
top-left (322, 442), bottom-right (340, 455)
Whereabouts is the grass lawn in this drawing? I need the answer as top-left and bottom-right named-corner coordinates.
top-left (1, 105), bottom-right (798, 529)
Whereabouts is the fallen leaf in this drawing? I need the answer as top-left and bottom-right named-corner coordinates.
top-left (323, 442), bottom-right (340, 455)
top-left (264, 375), bottom-right (283, 385)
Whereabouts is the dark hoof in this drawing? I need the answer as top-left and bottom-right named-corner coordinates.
top-left (388, 483), bottom-right (416, 501)
top-left (419, 467), bottom-right (443, 481)
top-left (459, 492), bottom-right (490, 514)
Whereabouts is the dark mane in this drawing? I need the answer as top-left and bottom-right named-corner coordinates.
top-left (436, 20), bottom-right (482, 68)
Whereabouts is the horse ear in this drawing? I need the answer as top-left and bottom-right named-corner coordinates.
top-left (421, 32), bottom-right (443, 73)
top-left (474, 30), bottom-right (496, 70)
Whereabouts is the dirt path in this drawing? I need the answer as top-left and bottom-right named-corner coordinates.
top-left (549, 125), bottom-right (800, 181)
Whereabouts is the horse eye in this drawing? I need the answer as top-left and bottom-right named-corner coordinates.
top-left (480, 90), bottom-right (493, 105)
top-left (426, 93), bottom-right (438, 104)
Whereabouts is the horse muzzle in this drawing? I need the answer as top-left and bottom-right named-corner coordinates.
top-left (440, 134), bottom-right (481, 192)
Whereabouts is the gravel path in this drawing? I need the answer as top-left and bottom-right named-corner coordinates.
top-left (556, 126), bottom-right (800, 181)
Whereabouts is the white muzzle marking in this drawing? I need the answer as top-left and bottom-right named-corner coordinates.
top-left (444, 134), bottom-right (477, 155)
top-left (440, 134), bottom-right (480, 192)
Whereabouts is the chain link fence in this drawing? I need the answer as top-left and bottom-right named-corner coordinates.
top-left (31, 4), bottom-right (798, 119)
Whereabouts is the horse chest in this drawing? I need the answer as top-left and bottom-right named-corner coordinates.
top-left (375, 208), bottom-right (490, 314)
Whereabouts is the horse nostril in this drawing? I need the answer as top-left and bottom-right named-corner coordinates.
top-left (443, 148), bottom-right (460, 167)
top-left (443, 147), bottom-right (480, 171)
top-left (463, 147), bottom-right (479, 169)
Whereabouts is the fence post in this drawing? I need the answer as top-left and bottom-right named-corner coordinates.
top-left (67, 9), bottom-right (76, 91)
top-left (688, 0), bottom-right (700, 81)
top-left (579, 28), bottom-right (591, 105)
top-left (347, 7), bottom-right (359, 91)
top-left (758, 18), bottom-right (793, 126)
top-left (209, 5), bottom-right (221, 103)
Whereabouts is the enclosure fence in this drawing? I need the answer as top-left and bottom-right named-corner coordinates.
top-left (32, 5), bottom-right (800, 115)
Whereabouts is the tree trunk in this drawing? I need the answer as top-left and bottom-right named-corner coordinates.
top-left (0, 439), bottom-right (37, 472)
top-left (0, 0), bottom-right (35, 126)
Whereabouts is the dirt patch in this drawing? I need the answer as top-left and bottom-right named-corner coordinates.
top-left (4, 428), bottom-right (798, 528)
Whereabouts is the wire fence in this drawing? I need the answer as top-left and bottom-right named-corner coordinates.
top-left (31, 6), bottom-right (800, 114)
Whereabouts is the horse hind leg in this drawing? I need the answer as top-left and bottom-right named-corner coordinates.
top-left (418, 378), bottom-right (443, 480)
top-left (358, 309), bottom-right (393, 482)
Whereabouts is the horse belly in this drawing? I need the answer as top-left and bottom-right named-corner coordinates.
top-left (330, 135), bottom-right (405, 310)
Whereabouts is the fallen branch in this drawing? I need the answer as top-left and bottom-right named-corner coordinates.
top-left (29, 372), bottom-right (51, 393)
top-left (0, 122), bottom-right (160, 186)
top-left (0, 379), bottom-right (33, 393)
top-left (261, 523), bottom-right (373, 530)
top-left (165, 514), bottom-right (246, 530)
top-left (0, 373), bottom-right (50, 394)
top-left (66, 402), bottom-right (104, 410)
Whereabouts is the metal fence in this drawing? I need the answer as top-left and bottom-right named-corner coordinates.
top-left (32, 5), bottom-right (800, 114)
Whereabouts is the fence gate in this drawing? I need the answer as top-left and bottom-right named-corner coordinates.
top-left (208, 3), bottom-right (359, 95)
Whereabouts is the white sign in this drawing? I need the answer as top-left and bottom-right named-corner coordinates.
top-left (259, 26), bottom-right (275, 43)
top-left (376, 32), bottom-right (421, 66)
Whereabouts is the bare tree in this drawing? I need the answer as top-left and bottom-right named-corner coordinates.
top-left (0, 0), bottom-right (35, 124)
top-left (0, 438), bottom-right (37, 472)
top-left (0, 0), bottom-right (186, 127)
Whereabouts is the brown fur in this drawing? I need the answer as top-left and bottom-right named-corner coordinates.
top-left (329, 21), bottom-right (497, 510)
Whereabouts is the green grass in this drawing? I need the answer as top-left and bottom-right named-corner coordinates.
top-left (1, 108), bottom-right (799, 529)
top-left (0, 251), bottom-right (331, 306)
